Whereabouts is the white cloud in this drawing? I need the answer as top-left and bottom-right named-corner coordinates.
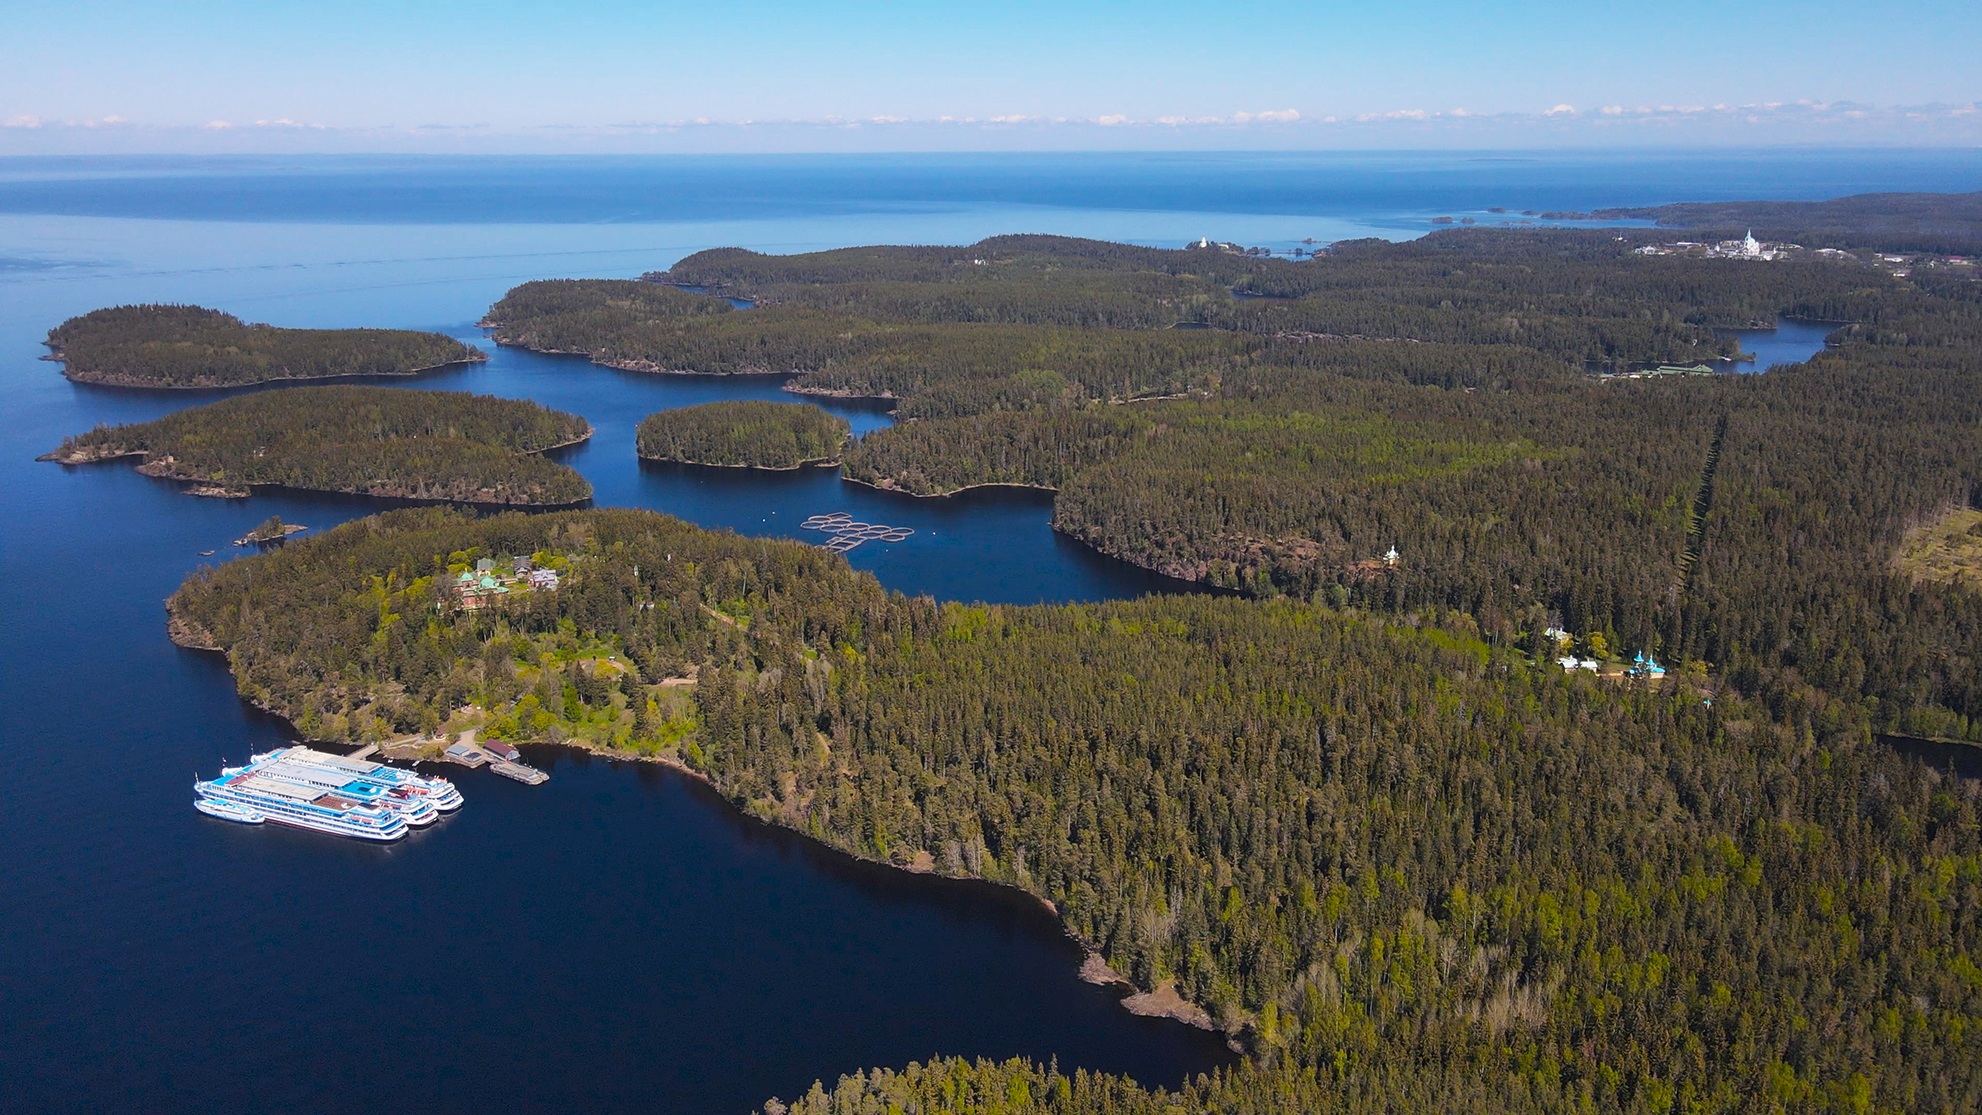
top-left (1233, 108), bottom-right (1300, 123)
top-left (7, 98), bottom-right (1982, 153)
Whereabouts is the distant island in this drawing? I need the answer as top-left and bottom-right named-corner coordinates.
top-left (1593, 190), bottom-right (1982, 255)
top-left (41, 386), bottom-right (593, 505)
top-left (44, 304), bottom-right (486, 388)
top-left (635, 400), bottom-right (850, 469)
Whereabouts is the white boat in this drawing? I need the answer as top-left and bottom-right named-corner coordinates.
top-left (194, 770), bottom-right (408, 842)
top-left (241, 752), bottom-right (442, 826)
top-left (195, 797), bottom-right (264, 824)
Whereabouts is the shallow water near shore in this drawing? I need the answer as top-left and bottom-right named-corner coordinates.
top-left (5, 151), bottom-right (1979, 1114)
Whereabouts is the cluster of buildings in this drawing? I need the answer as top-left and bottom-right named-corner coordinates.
top-left (1599, 363), bottom-right (1718, 381)
top-left (1869, 252), bottom-right (1973, 279)
top-left (1543, 627), bottom-right (1668, 679)
top-left (455, 556), bottom-right (560, 610)
top-left (1632, 238), bottom-right (1975, 280)
top-left (1555, 651), bottom-right (1667, 679)
top-left (1633, 231), bottom-right (1795, 261)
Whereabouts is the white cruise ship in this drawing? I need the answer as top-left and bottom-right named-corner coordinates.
top-left (196, 768), bottom-right (409, 841)
top-left (194, 747), bottom-right (463, 840)
top-left (260, 747), bottom-right (464, 821)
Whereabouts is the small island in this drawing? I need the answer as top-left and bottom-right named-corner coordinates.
top-left (636, 400), bottom-right (850, 469)
top-left (235, 515), bottom-right (308, 546)
top-left (42, 386), bottom-right (594, 505)
top-left (44, 305), bottom-right (487, 389)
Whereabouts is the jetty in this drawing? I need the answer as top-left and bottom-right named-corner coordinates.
top-left (489, 759), bottom-right (549, 785)
top-left (800, 513), bottom-right (914, 553)
top-left (482, 740), bottom-right (550, 784)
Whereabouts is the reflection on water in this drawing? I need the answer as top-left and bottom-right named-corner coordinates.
top-left (1880, 734), bottom-right (1982, 780)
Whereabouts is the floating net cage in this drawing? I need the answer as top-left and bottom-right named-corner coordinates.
top-left (800, 513), bottom-right (915, 552)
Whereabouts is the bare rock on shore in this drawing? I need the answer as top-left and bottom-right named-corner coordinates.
top-left (1119, 979), bottom-right (1216, 1030)
top-left (166, 608), bottom-right (220, 651)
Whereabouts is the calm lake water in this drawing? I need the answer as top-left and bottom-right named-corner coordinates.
top-left (5, 151), bottom-right (1980, 1114)
top-left (1721, 318), bottom-right (1836, 371)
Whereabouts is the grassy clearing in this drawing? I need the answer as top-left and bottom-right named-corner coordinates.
top-left (1895, 507), bottom-right (1982, 587)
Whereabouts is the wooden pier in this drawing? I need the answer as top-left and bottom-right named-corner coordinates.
top-left (489, 759), bottom-right (549, 785)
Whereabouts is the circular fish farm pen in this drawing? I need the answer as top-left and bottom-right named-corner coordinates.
top-left (800, 513), bottom-right (915, 553)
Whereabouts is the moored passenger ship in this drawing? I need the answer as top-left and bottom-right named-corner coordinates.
top-left (194, 747), bottom-right (464, 840)
top-left (267, 747), bottom-right (464, 818)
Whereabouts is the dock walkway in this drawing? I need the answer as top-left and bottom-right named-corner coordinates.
top-left (489, 759), bottom-right (549, 785)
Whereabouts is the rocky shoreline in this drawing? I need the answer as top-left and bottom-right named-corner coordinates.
top-left (45, 350), bottom-right (489, 390)
top-left (637, 452), bottom-right (841, 472)
top-left (42, 427), bottom-right (597, 507)
top-left (838, 474), bottom-right (1059, 499)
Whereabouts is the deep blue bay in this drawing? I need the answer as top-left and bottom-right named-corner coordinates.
top-left (4, 150), bottom-right (1978, 1114)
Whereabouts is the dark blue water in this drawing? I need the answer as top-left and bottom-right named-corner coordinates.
top-left (6, 152), bottom-right (1979, 1115)
top-left (1722, 318), bottom-right (1837, 371)
top-left (1880, 735), bottom-right (1982, 780)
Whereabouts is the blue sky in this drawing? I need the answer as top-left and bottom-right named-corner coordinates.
top-left (5, 0), bottom-right (1980, 150)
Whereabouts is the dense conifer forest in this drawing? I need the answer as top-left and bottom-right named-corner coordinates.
top-left (43, 304), bottom-right (485, 388)
top-left (489, 230), bottom-right (1982, 746)
top-left (479, 279), bottom-right (735, 372)
top-left (635, 400), bottom-right (850, 468)
top-left (47, 386), bottom-right (592, 504)
top-left (170, 505), bottom-right (1981, 1113)
top-left (160, 213), bottom-right (1982, 1113)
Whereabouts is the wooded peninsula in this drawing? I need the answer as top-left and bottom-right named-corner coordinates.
top-left (171, 502), bottom-right (1979, 1113)
top-left (44, 386), bottom-right (593, 505)
top-left (44, 304), bottom-right (486, 388)
top-left (635, 400), bottom-right (849, 469)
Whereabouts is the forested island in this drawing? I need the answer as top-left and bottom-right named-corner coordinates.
top-left (43, 386), bottom-right (593, 505)
top-left (44, 304), bottom-right (486, 388)
top-left (170, 503), bottom-right (1980, 1111)
top-left (635, 400), bottom-right (849, 469)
